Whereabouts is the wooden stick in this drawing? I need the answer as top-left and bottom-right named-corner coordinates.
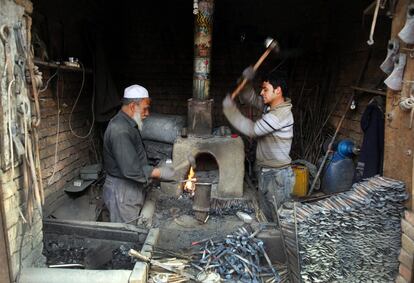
top-left (411, 153), bottom-right (414, 211)
top-left (231, 41), bottom-right (279, 100)
top-left (128, 249), bottom-right (199, 282)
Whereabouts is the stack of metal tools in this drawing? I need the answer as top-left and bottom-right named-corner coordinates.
top-left (191, 226), bottom-right (288, 283)
top-left (279, 176), bottom-right (408, 282)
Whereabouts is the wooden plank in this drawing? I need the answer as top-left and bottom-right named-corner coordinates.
top-left (0, 184), bottom-right (11, 283)
top-left (383, 0), bottom-right (414, 208)
top-left (397, 274), bottom-right (409, 283)
top-left (44, 218), bottom-right (148, 233)
top-left (351, 86), bottom-right (386, 96)
top-left (141, 228), bottom-right (160, 258)
top-left (402, 234), bottom-right (414, 255)
top-left (400, 263), bottom-right (413, 282)
top-left (403, 219), bottom-right (414, 240)
top-left (405, 211), bottom-right (414, 226)
top-left (400, 248), bottom-right (414, 268)
top-left (43, 219), bottom-right (148, 243)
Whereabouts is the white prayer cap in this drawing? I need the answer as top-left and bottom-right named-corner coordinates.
top-left (124, 84), bottom-right (149, 99)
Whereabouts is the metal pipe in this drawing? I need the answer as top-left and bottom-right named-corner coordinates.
top-left (193, 0), bottom-right (214, 100)
top-left (192, 182), bottom-right (212, 222)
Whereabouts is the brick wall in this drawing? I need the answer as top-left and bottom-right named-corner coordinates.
top-left (37, 67), bottom-right (97, 211)
top-left (33, 0), bottom-right (391, 147)
top-left (105, 0), bottom-right (390, 158)
top-left (0, 1), bottom-right (45, 281)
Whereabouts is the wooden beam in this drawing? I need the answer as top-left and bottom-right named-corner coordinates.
top-left (34, 59), bottom-right (93, 74)
top-left (351, 86), bottom-right (386, 96)
top-left (43, 219), bottom-right (148, 243)
top-left (383, 0), bottom-right (414, 207)
top-left (0, 184), bottom-right (12, 283)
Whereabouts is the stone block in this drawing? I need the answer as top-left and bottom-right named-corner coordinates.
top-left (129, 262), bottom-right (148, 283)
top-left (141, 228), bottom-right (160, 259)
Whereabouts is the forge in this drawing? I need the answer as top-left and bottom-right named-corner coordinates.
top-left (162, 136), bottom-right (244, 199)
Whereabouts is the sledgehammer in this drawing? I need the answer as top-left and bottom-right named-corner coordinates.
top-left (231, 37), bottom-right (280, 100)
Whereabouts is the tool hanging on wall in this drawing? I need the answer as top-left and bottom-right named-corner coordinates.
top-left (398, 3), bottom-right (414, 44)
top-left (384, 53), bottom-right (407, 91)
top-left (1, 24), bottom-right (17, 176)
top-left (380, 38), bottom-right (399, 74)
top-left (3, 17), bottom-right (46, 224)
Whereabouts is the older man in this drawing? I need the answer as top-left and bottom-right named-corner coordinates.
top-left (103, 84), bottom-right (176, 223)
top-left (222, 70), bottom-right (295, 222)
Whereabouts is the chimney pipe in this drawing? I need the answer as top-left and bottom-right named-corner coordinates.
top-left (189, 0), bottom-right (214, 136)
top-left (193, 0), bottom-right (214, 100)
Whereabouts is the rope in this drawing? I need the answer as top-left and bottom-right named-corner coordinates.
top-left (68, 61), bottom-right (95, 139)
top-left (399, 96), bottom-right (414, 128)
top-left (47, 74), bottom-right (61, 186)
top-left (39, 67), bottom-right (58, 93)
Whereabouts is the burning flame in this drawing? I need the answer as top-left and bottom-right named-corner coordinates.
top-left (184, 166), bottom-right (196, 196)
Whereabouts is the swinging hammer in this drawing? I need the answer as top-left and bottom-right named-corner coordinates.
top-left (231, 37), bottom-right (280, 100)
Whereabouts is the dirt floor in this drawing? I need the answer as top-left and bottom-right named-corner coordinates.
top-left (150, 184), bottom-right (258, 251)
top-left (43, 180), bottom-right (265, 272)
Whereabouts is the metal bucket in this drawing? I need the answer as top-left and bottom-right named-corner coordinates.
top-left (192, 182), bottom-right (212, 222)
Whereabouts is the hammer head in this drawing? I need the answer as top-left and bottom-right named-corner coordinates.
top-left (264, 37), bottom-right (280, 53)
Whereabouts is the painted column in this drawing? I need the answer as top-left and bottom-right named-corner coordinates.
top-left (193, 0), bottom-right (214, 100)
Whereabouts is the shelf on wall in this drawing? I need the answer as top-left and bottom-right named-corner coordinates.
top-left (351, 86), bottom-right (386, 96)
top-left (34, 59), bottom-right (93, 74)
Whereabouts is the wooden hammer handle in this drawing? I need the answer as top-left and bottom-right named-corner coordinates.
top-left (128, 249), bottom-right (150, 262)
top-left (231, 47), bottom-right (274, 100)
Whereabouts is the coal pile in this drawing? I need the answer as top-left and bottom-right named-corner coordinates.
top-left (44, 240), bottom-right (86, 266)
top-left (279, 176), bottom-right (408, 282)
top-left (104, 244), bottom-right (140, 270)
top-left (44, 236), bottom-right (141, 270)
top-left (209, 199), bottom-right (255, 216)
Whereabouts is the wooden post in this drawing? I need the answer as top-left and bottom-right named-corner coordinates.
top-left (383, 0), bottom-right (414, 209)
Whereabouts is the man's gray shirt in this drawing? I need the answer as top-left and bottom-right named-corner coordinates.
top-left (103, 110), bottom-right (153, 184)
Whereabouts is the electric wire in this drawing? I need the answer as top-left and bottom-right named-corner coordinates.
top-left (69, 61), bottom-right (95, 139)
top-left (47, 73), bottom-right (61, 186)
top-left (38, 67), bottom-right (58, 93)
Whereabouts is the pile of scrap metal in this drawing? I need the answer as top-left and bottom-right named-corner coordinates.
top-left (130, 226), bottom-right (288, 283)
top-left (279, 176), bottom-right (408, 282)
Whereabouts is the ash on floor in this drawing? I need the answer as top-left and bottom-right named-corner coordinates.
top-left (151, 196), bottom-right (253, 250)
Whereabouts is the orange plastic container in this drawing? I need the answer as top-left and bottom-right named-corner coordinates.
top-left (292, 165), bottom-right (309, 197)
